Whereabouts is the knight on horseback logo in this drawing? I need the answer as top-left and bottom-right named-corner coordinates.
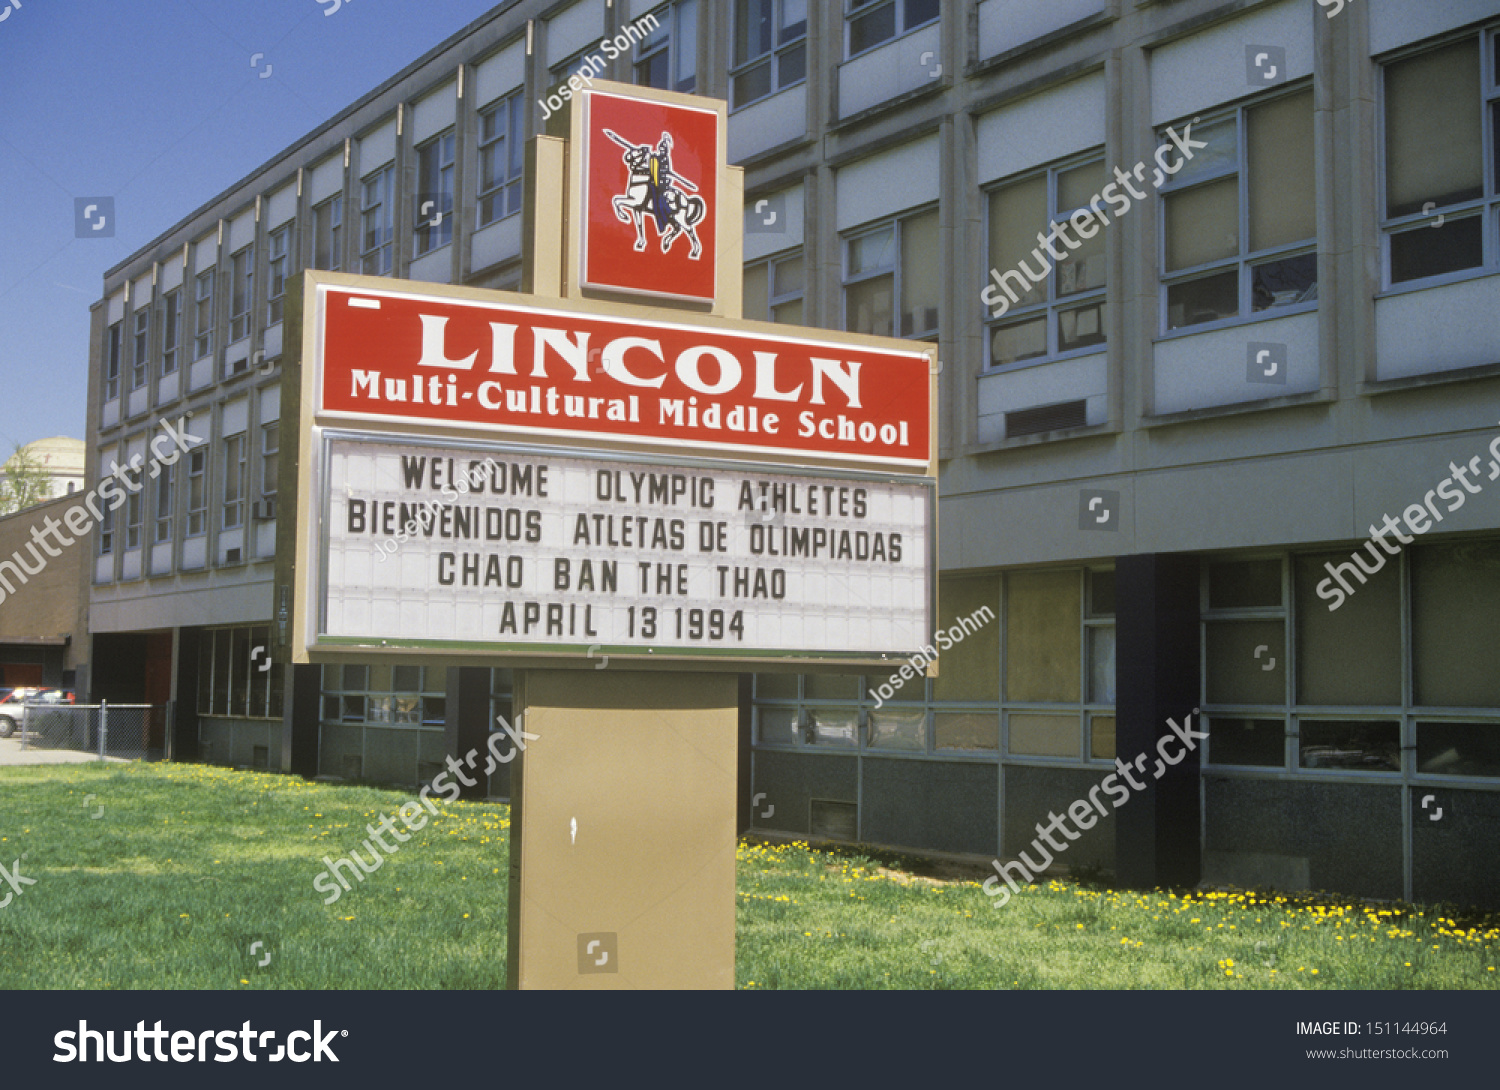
top-left (604, 128), bottom-right (707, 260)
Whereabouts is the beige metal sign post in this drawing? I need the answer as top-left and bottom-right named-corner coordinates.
top-left (279, 80), bottom-right (937, 989)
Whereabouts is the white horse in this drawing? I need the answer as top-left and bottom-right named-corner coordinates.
top-left (605, 130), bottom-right (706, 259)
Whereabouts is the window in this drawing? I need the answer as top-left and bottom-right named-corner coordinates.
top-left (222, 434), bottom-right (247, 531)
top-left (159, 290), bottom-right (181, 376)
top-left (415, 131), bottom-right (456, 256)
top-left (103, 322), bottom-right (122, 401)
top-left (186, 448), bottom-right (207, 538)
top-left (124, 466), bottom-right (142, 550)
top-left (1381, 34), bottom-right (1499, 285)
top-left (843, 208), bottom-right (939, 338)
top-left (267, 225), bottom-right (291, 324)
top-left (732, 0), bottom-right (807, 108)
top-left (1159, 88), bottom-right (1317, 331)
top-left (743, 252), bottom-right (804, 324)
top-left (154, 460), bottom-right (173, 544)
top-left (228, 246), bottom-right (254, 343)
top-left (194, 271), bottom-right (215, 360)
top-left (261, 422), bottom-right (279, 498)
top-left (98, 479), bottom-right (114, 555)
top-left (361, 166), bottom-right (395, 276)
top-left (131, 309), bottom-right (149, 390)
top-left (312, 196), bottom-right (343, 272)
top-left (478, 93), bottom-right (525, 228)
top-left (986, 156), bottom-right (1108, 368)
top-left (846, 0), bottom-right (938, 58)
top-left (636, 1), bottom-right (698, 93)
top-left (197, 625), bottom-right (281, 719)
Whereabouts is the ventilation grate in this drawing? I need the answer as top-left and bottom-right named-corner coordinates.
top-left (1005, 399), bottom-right (1088, 438)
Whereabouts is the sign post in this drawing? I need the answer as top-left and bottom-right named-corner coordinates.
top-left (278, 80), bottom-right (937, 988)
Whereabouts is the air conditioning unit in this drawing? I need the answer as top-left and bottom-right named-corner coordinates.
top-left (251, 497), bottom-right (278, 521)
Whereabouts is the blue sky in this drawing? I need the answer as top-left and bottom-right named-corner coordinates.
top-left (0, 0), bottom-right (504, 453)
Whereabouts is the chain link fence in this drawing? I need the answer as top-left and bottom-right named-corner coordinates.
top-left (19, 703), bottom-right (165, 760)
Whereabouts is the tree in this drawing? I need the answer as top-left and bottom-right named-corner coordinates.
top-left (0, 443), bottom-right (54, 515)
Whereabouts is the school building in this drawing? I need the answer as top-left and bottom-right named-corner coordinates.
top-left (81, 0), bottom-right (1500, 907)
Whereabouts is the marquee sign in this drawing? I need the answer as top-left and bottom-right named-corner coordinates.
top-left (315, 282), bottom-right (932, 468)
top-left (317, 436), bottom-right (933, 659)
top-left (579, 89), bottom-right (719, 303)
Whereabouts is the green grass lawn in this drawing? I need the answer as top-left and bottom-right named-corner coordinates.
top-left (1, 762), bottom-right (1496, 989)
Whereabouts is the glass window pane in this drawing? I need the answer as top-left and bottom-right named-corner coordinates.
top-left (780, 0), bottom-right (807, 40)
top-left (1209, 558), bottom-right (1282, 609)
top-left (1252, 253), bottom-right (1317, 311)
top-left (423, 666), bottom-right (446, 694)
top-left (756, 673), bottom-right (798, 700)
top-left (1088, 570), bottom-right (1116, 617)
top-left (1158, 116), bottom-right (1236, 186)
top-left (734, 59), bottom-right (773, 104)
top-left (1167, 270), bottom-right (1239, 329)
top-left (1385, 40), bottom-right (1483, 218)
top-left (901, 211), bottom-right (939, 337)
top-left (1204, 620), bottom-right (1284, 705)
top-left (1058, 160), bottom-right (1106, 213)
top-left (772, 254), bottom-right (804, 295)
top-left (1057, 300), bottom-right (1106, 353)
top-left (1412, 541), bottom-right (1500, 707)
top-left (1295, 551), bottom-right (1401, 706)
top-left (932, 575), bottom-right (999, 702)
top-left (904, 0), bottom-right (939, 28)
top-left (771, 299), bottom-right (803, 325)
top-left (1418, 723), bottom-right (1500, 778)
top-left (1299, 720), bottom-right (1400, 771)
top-left (1248, 90), bottom-right (1315, 251)
top-left (1005, 570), bottom-right (1081, 703)
top-left (1090, 715), bottom-right (1115, 759)
top-left (806, 674), bottom-right (861, 700)
top-left (869, 709), bottom-right (925, 750)
top-left (736, 0), bottom-right (772, 63)
top-left (341, 665), bottom-right (368, 691)
top-left (990, 316), bottom-right (1047, 368)
top-left (369, 664), bottom-right (392, 692)
top-left (808, 708), bottom-right (857, 746)
top-left (743, 263), bottom-right (769, 320)
top-left (778, 41), bottom-right (806, 86)
top-left (762, 707), bottom-right (798, 749)
top-left (1209, 717), bottom-right (1284, 766)
top-left (1057, 223), bottom-right (1105, 297)
top-left (987, 176), bottom-right (1048, 310)
top-left (1389, 217), bottom-right (1484, 283)
top-left (1165, 177), bottom-right (1239, 271)
top-left (422, 696), bottom-right (446, 726)
top-left (674, 0), bottom-right (698, 91)
top-left (845, 273), bottom-right (893, 337)
top-left (849, 1), bottom-right (895, 54)
top-left (936, 712), bottom-right (998, 752)
top-left (849, 226), bottom-right (894, 275)
top-left (393, 665), bottom-right (421, 691)
top-left (1087, 626), bottom-right (1116, 704)
top-left (1009, 713), bottom-right (1079, 757)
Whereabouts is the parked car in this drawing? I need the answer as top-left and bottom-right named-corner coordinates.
top-left (0, 687), bottom-right (75, 738)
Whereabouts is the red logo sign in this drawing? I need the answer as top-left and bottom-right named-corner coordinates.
top-left (580, 90), bottom-right (719, 303)
top-left (315, 285), bottom-right (931, 468)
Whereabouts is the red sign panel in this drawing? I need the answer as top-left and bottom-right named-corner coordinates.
top-left (580, 90), bottom-right (719, 303)
top-left (316, 284), bottom-right (931, 468)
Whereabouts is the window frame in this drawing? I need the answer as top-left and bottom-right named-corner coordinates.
top-left (983, 152), bottom-right (1110, 373)
top-left (731, 0), bottom-right (809, 109)
top-left (267, 224), bottom-right (291, 324)
top-left (1376, 27), bottom-right (1500, 292)
top-left (193, 271), bottom-right (215, 361)
top-left (360, 165), bottom-right (395, 276)
top-left (260, 421), bottom-right (279, 499)
top-left (312, 195), bottom-right (344, 272)
top-left (103, 322), bottom-right (122, 402)
top-left (159, 289), bottom-right (181, 377)
top-left (414, 130), bottom-right (457, 257)
top-left (130, 307), bottom-right (150, 391)
top-left (635, 0), bottom-right (698, 94)
top-left (153, 457), bottom-right (174, 545)
top-left (228, 245), bottom-right (254, 343)
top-left (844, 0), bottom-right (939, 62)
top-left (221, 433), bottom-right (247, 532)
top-left (477, 92), bottom-right (525, 229)
top-left (1156, 84), bottom-right (1319, 337)
top-left (742, 249), bottom-right (805, 324)
top-left (841, 205), bottom-right (940, 340)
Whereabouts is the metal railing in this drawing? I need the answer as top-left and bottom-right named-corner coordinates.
top-left (19, 702), bottom-right (166, 760)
